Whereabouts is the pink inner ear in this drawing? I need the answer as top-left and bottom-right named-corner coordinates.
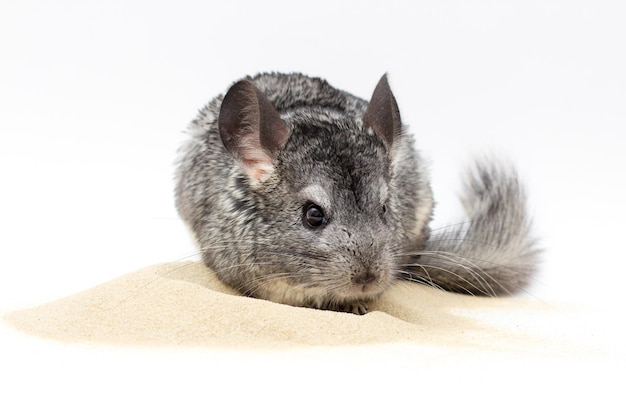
top-left (249, 166), bottom-right (270, 181)
top-left (235, 131), bottom-right (276, 181)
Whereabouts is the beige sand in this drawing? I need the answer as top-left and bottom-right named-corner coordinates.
top-left (3, 262), bottom-right (597, 354)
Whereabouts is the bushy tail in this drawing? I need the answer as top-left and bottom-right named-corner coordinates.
top-left (403, 159), bottom-right (541, 296)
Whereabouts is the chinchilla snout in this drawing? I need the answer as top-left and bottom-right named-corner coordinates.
top-left (335, 225), bottom-right (397, 294)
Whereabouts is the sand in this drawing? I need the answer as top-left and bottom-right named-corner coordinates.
top-left (3, 262), bottom-right (601, 356)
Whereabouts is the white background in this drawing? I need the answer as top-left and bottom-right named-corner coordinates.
top-left (1, 0), bottom-right (625, 408)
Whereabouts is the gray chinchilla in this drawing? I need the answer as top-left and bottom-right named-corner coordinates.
top-left (175, 73), bottom-right (540, 314)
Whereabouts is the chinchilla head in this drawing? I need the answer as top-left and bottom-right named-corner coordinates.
top-left (201, 75), bottom-right (431, 308)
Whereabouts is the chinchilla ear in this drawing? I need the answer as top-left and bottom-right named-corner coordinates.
top-left (363, 74), bottom-right (402, 149)
top-left (218, 79), bottom-right (289, 182)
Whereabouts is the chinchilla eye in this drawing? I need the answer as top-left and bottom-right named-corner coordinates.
top-left (303, 203), bottom-right (326, 229)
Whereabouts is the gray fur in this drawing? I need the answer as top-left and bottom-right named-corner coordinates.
top-left (175, 72), bottom-right (539, 314)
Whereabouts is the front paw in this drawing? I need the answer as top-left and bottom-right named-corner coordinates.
top-left (341, 301), bottom-right (369, 315)
top-left (311, 300), bottom-right (369, 315)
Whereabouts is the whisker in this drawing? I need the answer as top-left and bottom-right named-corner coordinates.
top-left (408, 251), bottom-right (499, 297)
top-left (396, 269), bottom-right (447, 292)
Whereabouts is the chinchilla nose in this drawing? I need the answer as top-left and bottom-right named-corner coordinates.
top-left (353, 270), bottom-right (377, 285)
top-left (343, 226), bottom-right (388, 286)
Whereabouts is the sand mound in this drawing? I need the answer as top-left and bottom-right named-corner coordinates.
top-left (4, 262), bottom-right (590, 355)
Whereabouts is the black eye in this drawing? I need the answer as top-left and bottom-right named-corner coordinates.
top-left (303, 203), bottom-right (326, 229)
top-left (381, 204), bottom-right (387, 214)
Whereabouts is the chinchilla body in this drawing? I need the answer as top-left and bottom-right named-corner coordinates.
top-left (175, 73), bottom-right (539, 314)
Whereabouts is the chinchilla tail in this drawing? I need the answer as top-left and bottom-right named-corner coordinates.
top-left (403, 158), bottom-right (541, 296)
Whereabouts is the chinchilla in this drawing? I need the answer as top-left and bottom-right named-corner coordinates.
top-left (175, 73), bottom-right (540, 314)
